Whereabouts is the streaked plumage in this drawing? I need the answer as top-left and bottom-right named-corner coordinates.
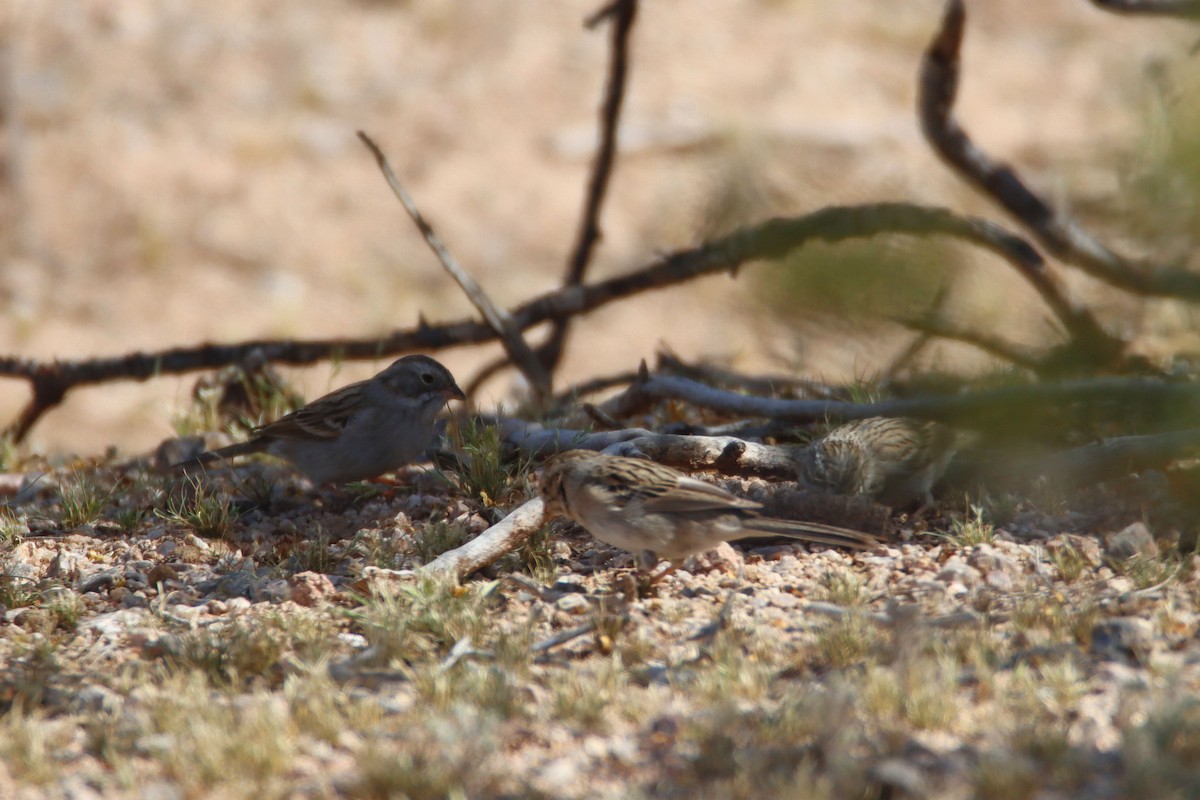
top-left (800, 417), bottom-right (957, 505)
top-left (540, 450), bottom-right (880, 566)
top-left (180, 355), bottom-right (464, 484)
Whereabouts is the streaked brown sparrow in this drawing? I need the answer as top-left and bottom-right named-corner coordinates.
top-left (800, 417), bottom-right (957, 506)
top-left (540, 450), bottom-right (880, 567)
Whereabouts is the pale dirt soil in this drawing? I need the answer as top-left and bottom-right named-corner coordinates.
top-left (4, 1), bottom-right (1200, 798)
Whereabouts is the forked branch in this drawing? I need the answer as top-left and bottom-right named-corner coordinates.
top-left (0, 203), bottom-right (1052, 442)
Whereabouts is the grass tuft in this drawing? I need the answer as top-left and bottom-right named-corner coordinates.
top-left (58, 470), bottom-right (114, 528)
top-left (156, 476), bottom-right (240, 538)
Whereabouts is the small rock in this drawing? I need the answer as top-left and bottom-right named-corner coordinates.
top-left (1091, 617), bottom-right (1155, 664)
top-left (68, 684), bottom-right (122, 716)
top-left (288, 571), bottom-right (336, 607)
top-left (45, 551), bottom-right (83, 581)
top-left (870, 758), bottom-right (927, 797)
top-left (4, 561), bottom-right (37, 580)
top-left (984, 570), bottom-right (1014, 592)
top-left (198, 570), bottom-right (257, 600)
top-left (555, 593), bottom-right (590, 615)
top-left (258, 578), bottom-right (291, 603)
top-left (766, 590), bottom-right (802, 610)
top-left (184, 533), bottom-right (210, 551)
top-left (936, 559), bottom-right (981, 587)
top-left (124, 569), bottom-right (149, 591)
top-left (226, 597), bottom-right (252, 614)
top-left (78, 568), bottom-right (122, 594)
top-left (533, 757), bottom-right (579, 794)
top-left (1105, 522), bottom-right (1158, 560)
top-left (967, 545), bottom-right (1016, 576)
top-left (1105, 576), bottom-right (1137, 595)
top-left (690, 542), bottom-right (742, 573)
top-left (137, 780), bottom-right (185, 800)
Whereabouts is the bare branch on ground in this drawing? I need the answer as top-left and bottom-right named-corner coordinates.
top-left (594, 371), bottom-right (1200, 426)
top-left (421, 497), bottom-right (548, 580)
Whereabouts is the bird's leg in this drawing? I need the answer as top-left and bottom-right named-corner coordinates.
top-left (638, 550), bottom-right (678, 593)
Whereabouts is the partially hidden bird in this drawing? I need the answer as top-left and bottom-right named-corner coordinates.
top-left (799, 417), bottom-right (958, 506)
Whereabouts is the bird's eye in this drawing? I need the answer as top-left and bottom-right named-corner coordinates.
top-left (421, 372), bottom-right (435, 384)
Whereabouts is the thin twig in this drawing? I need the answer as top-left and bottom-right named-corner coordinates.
top-left (539, 0), bottom-right (638, 377)
top-left (656, 350), bottom-right (849, 400)
top-left (552, 369), bottom-right (641, 405)
top-left (357, 130), bottom-right (552, 402)
top-left (463, 354), bottom-right (513, 401)
top-left (884, 283), bottom-right (953, 381)
top-left (531, 620), bottom-right (599, 655)
top-left (893, 313), bottom-right (1045, 371)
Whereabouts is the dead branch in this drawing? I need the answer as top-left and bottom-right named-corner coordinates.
top-left (921, 0), bottom-right (1200, 302)
top-left (597, 371), bottom-right (1200, 426)
top-left (593, 434), bottom-right (805, 478)
top-left (987, 427), bottom-right (1200, 488)
top-left (894, 313), bottom-right (1045, 371)
top-left (656, 350), bottom-right (850, 400)
top-left (551, 369), bottom-right (641, 405)
top-left (357, 131), bottom-right (551, 402)
top-left (539, 0), bottom-right (638, 378)
top-left (499, 421), bottom-right (653, 457)
top-left (1090, 0), bottom-right (1200, 16)
top-left (0, 202), bottom-right (1049, 442)
top-left (421, 497), bottom-right (548, 580)
top-left (501, 419), bottom-right (806, 477)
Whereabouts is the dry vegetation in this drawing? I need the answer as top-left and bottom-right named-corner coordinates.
top-left (5, 1), bottom-right (1200, 798)
top-left (2, 437), bottom-right (1200, 798)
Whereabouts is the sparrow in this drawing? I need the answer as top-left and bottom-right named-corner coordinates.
top-left (799, 417), bottom-right (958, 506)
top-left (178, 354), bottom-right (464, 484)
top-left (540, 450), bottom-right (880, 568)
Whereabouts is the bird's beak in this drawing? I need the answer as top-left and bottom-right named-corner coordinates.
top-left (444, 384), bottom-right (467, 402)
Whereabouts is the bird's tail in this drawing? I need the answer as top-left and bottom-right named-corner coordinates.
top-left (172, 439), bottom-right (264, 472)
top-left (739, 517), bottom-right (881, 550)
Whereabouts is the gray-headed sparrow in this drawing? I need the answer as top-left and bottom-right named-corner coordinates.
top-left (799, 417), bottom-right (957, 506)
top-left (179, 355), bottom-right (464, 484)
top-left (540, 450), bottom-right (879, 567)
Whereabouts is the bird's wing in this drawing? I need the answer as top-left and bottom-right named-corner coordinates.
top-left (253, 380), bottom-right (369, 442)
top-left (638, 474), bottom-right (761, 515)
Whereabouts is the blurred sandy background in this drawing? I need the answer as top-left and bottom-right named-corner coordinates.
top-left (0, 0), bottom-right (1195, 456)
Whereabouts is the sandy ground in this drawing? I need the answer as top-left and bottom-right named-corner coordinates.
top-left (0, 0), bottom-right (1195, 455)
